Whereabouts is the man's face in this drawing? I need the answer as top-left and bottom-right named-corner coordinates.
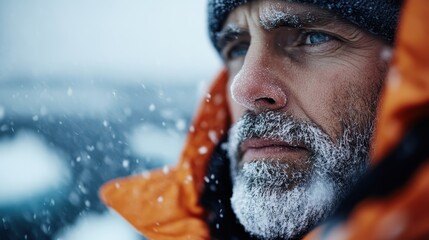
top-left (217, 0), bottom-right (389, 239)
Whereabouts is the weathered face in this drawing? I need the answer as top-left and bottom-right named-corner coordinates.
top-left (216, 0), bottom-right (390, 239)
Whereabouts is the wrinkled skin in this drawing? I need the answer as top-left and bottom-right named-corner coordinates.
top-left (217, 0), bottom-right (390, 238)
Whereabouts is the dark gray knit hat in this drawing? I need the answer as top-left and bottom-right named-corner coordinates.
top-left (208, 0), bottom-right (402, 48)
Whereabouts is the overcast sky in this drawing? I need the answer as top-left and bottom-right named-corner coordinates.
top-left (0, 0), bottom-right (222, 83)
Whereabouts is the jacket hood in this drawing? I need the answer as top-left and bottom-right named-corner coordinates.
top-left (100, 70), bottom-right (231, 239)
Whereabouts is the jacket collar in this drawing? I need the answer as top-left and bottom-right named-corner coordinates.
top-left (99, 69), bottom-right (230, 239)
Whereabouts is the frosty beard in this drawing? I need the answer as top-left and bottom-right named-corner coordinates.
top-left (228, 111), bottom-right (373, 239)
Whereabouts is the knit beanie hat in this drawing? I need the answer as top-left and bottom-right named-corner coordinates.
top-left (208, 0), bottom-right (402, 48)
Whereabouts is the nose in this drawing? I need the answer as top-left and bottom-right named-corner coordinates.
top-left (230, 49), bottom-right (288, 113)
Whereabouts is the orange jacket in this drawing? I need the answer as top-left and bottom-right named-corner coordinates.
top-left (100, 70), bottom-right (230, 239)
top-left (100, 0), bottom-right (429, 239)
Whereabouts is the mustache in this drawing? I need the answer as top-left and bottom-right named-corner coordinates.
top-left (229, 111), bottom-right (333, 152)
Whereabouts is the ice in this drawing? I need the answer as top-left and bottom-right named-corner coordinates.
top-left (129, 124), bottom-right (184, 164)
top-left (54, 211), bottom-right (140, 240)
top-left (0, 131), bottom-right (70, 205)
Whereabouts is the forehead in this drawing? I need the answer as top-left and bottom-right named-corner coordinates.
top-left (222, 0), bottom-right (342, 30)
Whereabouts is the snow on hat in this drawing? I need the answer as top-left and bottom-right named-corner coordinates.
top-left (208, 0), bottom-right (402, 48)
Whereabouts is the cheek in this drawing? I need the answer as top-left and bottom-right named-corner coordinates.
top-left (308, 59), bottom-right (385, 139)
top-left (296, 71), bottom-right (344, 139)
top-left (295, 63), bottom-right (372, 139)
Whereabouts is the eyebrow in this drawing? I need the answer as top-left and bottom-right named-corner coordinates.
top-left (214, 9), bottom-right (352, 51)
top-left (215, 25), bottom-right (249, 52)
top-left (260, 10), bottom-right (342, 30)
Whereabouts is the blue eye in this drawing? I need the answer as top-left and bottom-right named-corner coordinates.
top-left (304, 32), bottom-right (333, 45)
top-left (228, 43), bottom-right (249, 60)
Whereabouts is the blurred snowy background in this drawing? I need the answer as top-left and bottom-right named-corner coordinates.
top-left (0, 0), bottom-right (221, 239)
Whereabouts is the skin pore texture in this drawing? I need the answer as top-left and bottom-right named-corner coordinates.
top-left (220, 0), bottom-right (389, 239)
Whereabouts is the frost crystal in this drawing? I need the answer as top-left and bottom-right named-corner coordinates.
top-left (204, 176), bottom-right (210, 183)
top-left (185, 175), bottom-right (193, 182)
top-left (189, 125), bottom-right (195, 133)
top-left (261, 6), bottom-right (300, 29)
top-left (142, 171), bottom-right (151, 179)
top-left (122, 159), bottom-right (129, 169)
top-left (228, 111), bottom-right (372, 239)
top-left (175, 119), bottom-right (186, 131)
top-left (380, 47), bottom-right (393, 61)
top-left (208, 130), bottom-right (218, 144)
top-left (162, 165), bottom-right (170, 174)
top-left (198, 146), bottom-right (208, 155)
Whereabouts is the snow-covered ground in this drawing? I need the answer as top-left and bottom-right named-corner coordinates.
top-left (129, 123), bottom-right (186, 165)
top-left (0, 131), bottom-right (70, 205)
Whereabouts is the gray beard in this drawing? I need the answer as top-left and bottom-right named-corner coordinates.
top-left (228, 111), bottom-right (373, 239)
